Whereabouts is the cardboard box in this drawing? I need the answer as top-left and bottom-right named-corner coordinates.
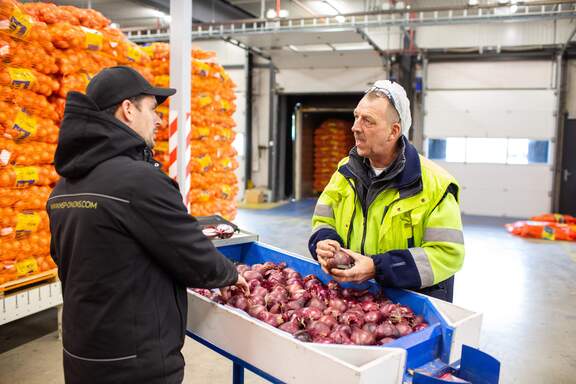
top-left (244, 188), bottom-right (267, 204)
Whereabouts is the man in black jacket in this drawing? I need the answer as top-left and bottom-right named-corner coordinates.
top-left (47, 66), bottom-right (245, 384)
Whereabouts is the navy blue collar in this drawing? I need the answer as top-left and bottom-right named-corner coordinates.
top-left (338, 135), bottom-right (421, 193)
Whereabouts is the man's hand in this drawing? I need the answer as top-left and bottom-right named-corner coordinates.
top-left (235, 274), bottom-right (249, 294)
top-left (220, 274), bottom-right (249, 299)
top-left (329, 249), bottom-right (375, 283)
top-left (316, 239), bottom-right (341, 274)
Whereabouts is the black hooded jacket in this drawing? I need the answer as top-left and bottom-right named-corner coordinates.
top-left (47, 92), bottom-right (238, 384)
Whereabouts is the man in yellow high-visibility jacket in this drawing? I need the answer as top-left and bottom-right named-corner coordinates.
top-left (309, 80), bottom-right (464, 302)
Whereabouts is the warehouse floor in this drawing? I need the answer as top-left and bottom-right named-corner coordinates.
top-left (1, 199), bottom-right (575, 384)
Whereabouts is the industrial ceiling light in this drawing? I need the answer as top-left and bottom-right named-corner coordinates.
top-left (468, 0), bottom-right (479, 5)
top-left (266, 8), bottom-right (277, 18)
top-left (278, 9), bottom-right (289, 18)
top-left (334, 14), bottom-right (346, 23)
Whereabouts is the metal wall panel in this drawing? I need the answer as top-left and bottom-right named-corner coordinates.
top-left (424, 90), bottom-right (556, 139)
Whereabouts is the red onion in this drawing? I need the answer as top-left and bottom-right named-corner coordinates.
top-left (318, 315), bottom-right (338, 329)
top-left (307, 297), bottom-right (327, 310)
top-left (269, 303), bottom-right (282, 314)
top-left (236, 264), bottom-right (250, 274)
top-left (312, 336), bottom-right (333, 344)
top-left (380, 303), bottom-right (397, 318)
top-left (379, 337), bottom-right (396, 345)
top-left (286, 297), bottom-right (307, 311)
top-left (257, 311), bottom-right (284, 327)
top-left (333, 324), bottom-right (352, 336)
top-left (396, 322), bottom-right (413, 337)
top-left (329, 298), bottom-right (348, 313)
top-left (364, 311), bottom-right (383, 324)
top-left (358, 293), bottom-right (375, 303)
top-left (361, 302), bottom-right (380, 313)
top-left (323, 307), bottom-right (342, 318)
top-left (228, 295), bottom-right (248, 311)
top-left (248, 304), bottom-right (266, 317)
top-left (251, 286), bottom-right (268, 298)
top-left (249, 295), bottom-right (265, 306)
top-left (278, 319), bottom-right (300, 334)
top-left (295, 307), bottom-right (322, 322)
top-left (411, 315), bottom-right (424, 327)
top-left (291, 289), bottom-right (311, 301)
top-left (265, 290), bottom-right (288, 306)
top-left (307, 321), bottom-right (332, 338)
top-left (340, 311), bottom-right (365, 328)
top-left (413, 323), bottom-right (429, 332)
top-left (251, 263), bottom-right (265, 273)
top-left (351, 326), bottom-right (375, 345)
top-left (329, 330), bottom-right (352, 344)
top-left (325, 251), bottom-right (354, 270)
top-left (362, 322), bottom-right (378, 335)
top-left (375, 322), bottom-right (399, 339)
top-left (285, 270), bottom-right (302, 280)
top-left (248, 279), bottom-right (261, 291)
top-left (243, 270), bottom-right (263, 281)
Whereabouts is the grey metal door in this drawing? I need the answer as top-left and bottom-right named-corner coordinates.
top-left (559, 118), bottom-right (576, 215)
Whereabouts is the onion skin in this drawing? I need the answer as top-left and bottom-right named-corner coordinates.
top-left (329, 298), bottom-right (348, 313)
top-left (325, 251), bottom-right (354, 270)
top-left (279, 319), bottom-right (300, 334)
top-left (307, 320), bottom-right (332, 338)
top-left (318, 315), bottom-right (338, 329)
top-left (351, 326), bottom-right (376, 345)
top-left (379, 337), bottom-right (396, 345)
top-left (364, 311), bottom-right (383, 324)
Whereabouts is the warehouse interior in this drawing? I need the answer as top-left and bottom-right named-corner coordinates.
top-left (1, 0), bottom-right (576, 383)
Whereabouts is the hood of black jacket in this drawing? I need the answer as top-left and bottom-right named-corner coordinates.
top-left (54, 91), bottom-right (148, 179)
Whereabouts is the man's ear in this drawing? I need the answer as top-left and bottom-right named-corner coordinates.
top-left (390, 122), bottom-right (402, 141)
top-left (115, 99), bottom-right (134, 124)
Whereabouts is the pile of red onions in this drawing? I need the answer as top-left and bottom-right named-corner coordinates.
top-left (192, 261), bottom-right (428, 346)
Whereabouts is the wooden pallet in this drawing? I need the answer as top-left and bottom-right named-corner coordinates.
top-left (0, 269), bottom-right (58, 297)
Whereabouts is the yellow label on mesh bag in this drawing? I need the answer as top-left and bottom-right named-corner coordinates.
top-left (220, 100), bottom-right (230, 111)
top-left (126, 45), bottom-right (142, 62)
top-left (198, 191), bottom-right (210, 202)
top-left (15, 212), bottom-right (41, 233)
top-left (198, 95), bottom-right (212, 107)
top-left (81, 27), bottom-right (103, 51)
top-left (221, 129), bottom-right (232, 140)
top-left (82, 72), bottom-right (95, 85)
top-left (222, 185), bottom-right (231, 197)
top-left (7, 68), bottom-right (36, 90)
top-left (197, 127), bottom-right (210, 137)
top-left (16, 258), bottom-right (38, 276)
top-left (196, 62), bottom-right (210, 76)
top-left (14, 166), bottom-right (39, 188)
top-left (141, 45), bottom-right (155, 57)
top-left (542, 226), bottom-right (556, 241)
top-left (8, 7), bottom-right (32, 40)
top-left (198, 155), bottom-right (212, 170)
top-left (221, 158), bottom-right (231, 169)
top-left (12, 109), bottom-right (37, 140)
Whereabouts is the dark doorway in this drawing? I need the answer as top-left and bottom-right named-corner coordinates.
top-left (275, 93), bottom-right (362, 201)
top-left (559, 118), bottom-right (576, 215)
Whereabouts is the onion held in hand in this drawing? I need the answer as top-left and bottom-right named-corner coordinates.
top-left (325, 251), bottom-right (354, 270)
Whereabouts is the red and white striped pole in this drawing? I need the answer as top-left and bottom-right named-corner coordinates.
top-left (169, 0), bottom-right (192, 210)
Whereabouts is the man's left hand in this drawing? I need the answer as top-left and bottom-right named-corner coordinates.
top-left (329, 249), bottom-right (376, 283)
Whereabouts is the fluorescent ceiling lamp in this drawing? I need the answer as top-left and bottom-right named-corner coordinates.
top-left (308, 1), bottom-right (339, 16)
top-left (334, 15), bottom-right (346, 23)
top-left (266, 8), bottom-right (277, 18)
top-left (468, 0), bottom-right (478, 5)
top-left (287, 44), bottom-right (334, 52)
top-left (278, 9), bottom-right (289, 18)
top-left (331, 42), bottom-right (372, 51)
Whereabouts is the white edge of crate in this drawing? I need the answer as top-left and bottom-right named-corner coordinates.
top-left (0, 281), bottom-right (63, 326)
top-left (427, 295), bottom-right (483, 364)
top-left (187, 290), bottom-right (407, 384)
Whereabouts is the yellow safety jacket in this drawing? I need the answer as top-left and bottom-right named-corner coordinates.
top-left (309, 137), bottom-right (464, 301)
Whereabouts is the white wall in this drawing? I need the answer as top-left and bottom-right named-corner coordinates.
top-left (276, 66), bottom-right (387, 93)
top-left (424, 60), bottom-right (557, 218)
top-left (416, 19), bottom-right (575, 49)
top-left (251, 65), bottom-right (272, 188)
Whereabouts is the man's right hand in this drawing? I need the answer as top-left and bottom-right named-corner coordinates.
top-left (316, 239), bottom-right (341, 274)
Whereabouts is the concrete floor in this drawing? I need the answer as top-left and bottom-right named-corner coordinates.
top-left (1, 199), bottom-right (575, 383)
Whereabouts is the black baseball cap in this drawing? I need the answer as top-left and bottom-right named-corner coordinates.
top-left (86, 66), bottom-right (176, 110)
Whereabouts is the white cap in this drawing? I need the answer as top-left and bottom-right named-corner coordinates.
top-left (367, 80), bottom-right (412, 136)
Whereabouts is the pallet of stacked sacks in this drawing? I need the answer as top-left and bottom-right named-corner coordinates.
top-left (145, 43), bottom-right (239, 220)
top-left (313, 119), bottom-right (354, 193)
top-left (0, 0), bottom-right (151, 289)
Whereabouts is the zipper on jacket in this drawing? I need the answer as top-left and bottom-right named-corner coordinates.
top-left (344, 178), bottom-right (357, 249)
